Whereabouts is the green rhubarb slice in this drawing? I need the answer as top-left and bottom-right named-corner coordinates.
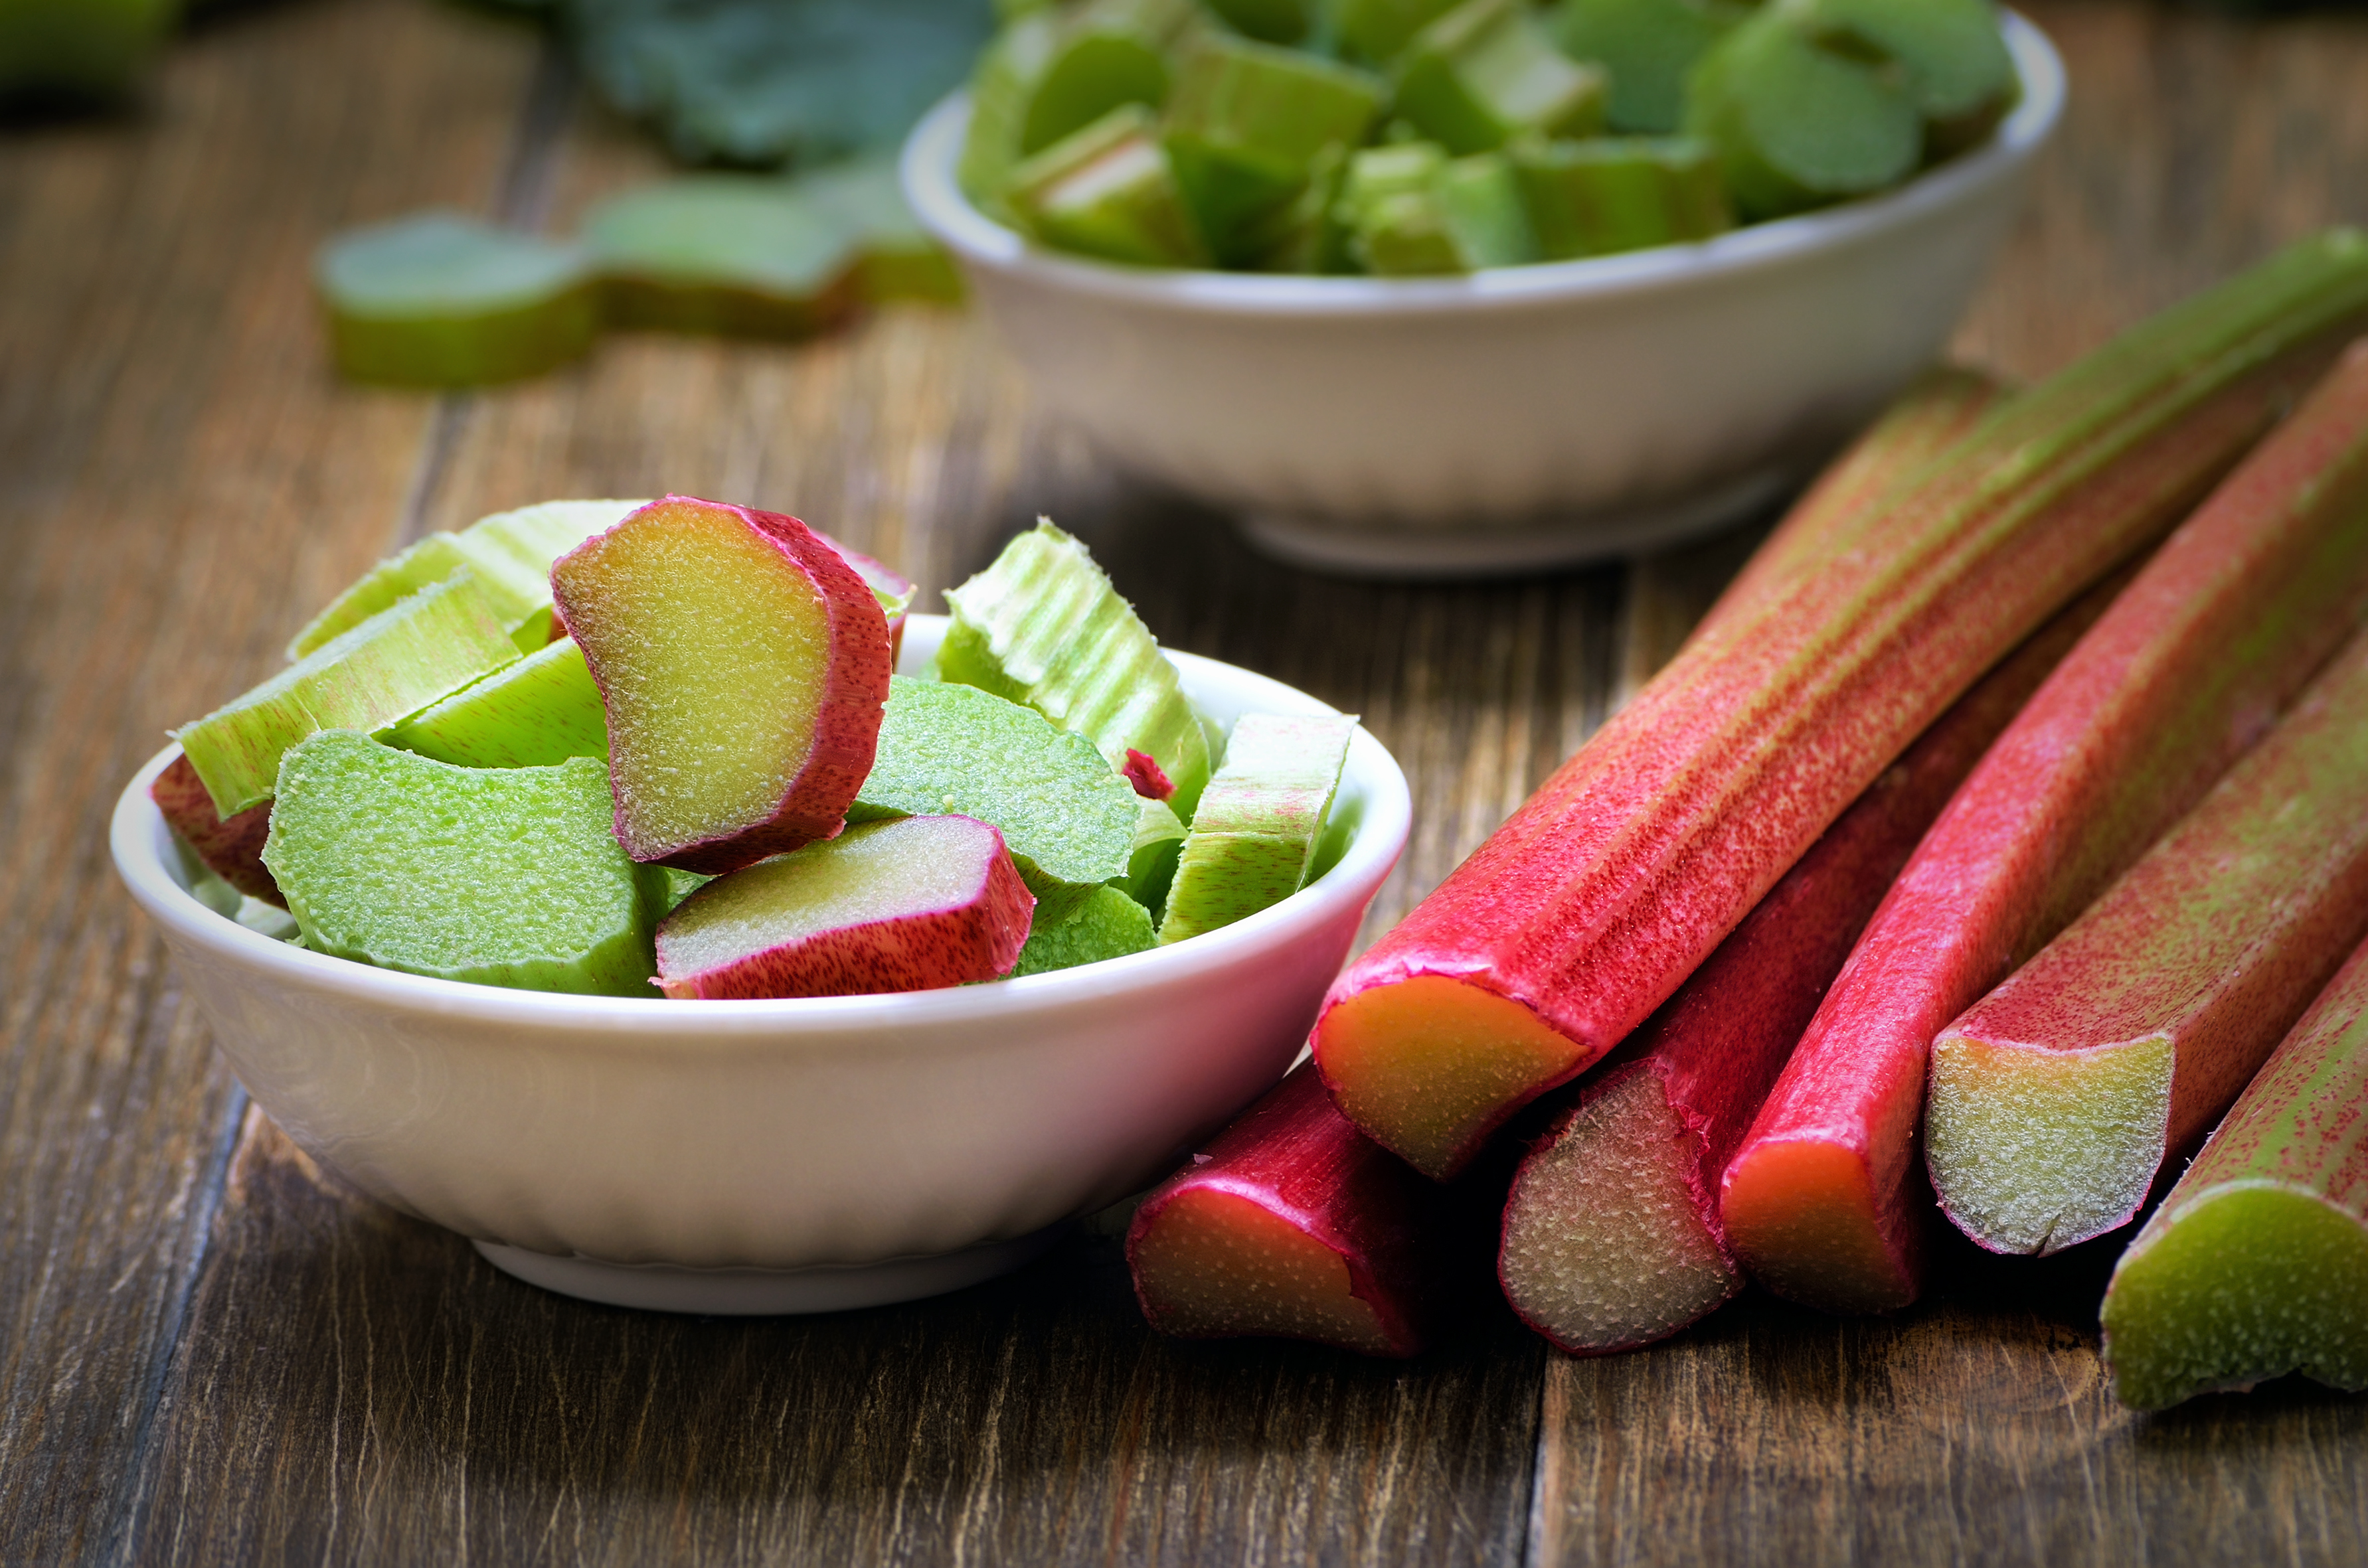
top-left (1549, 0), bottom-right (1742, 135)
top-left (1512, 136), bottom-right (1731, 259)
top-left (799, 158), bottom-right (964, 304)
top-left (1203, 0), bottom-right (1315, 45)
top-left (938, 520), bottom-right (1214, 821)
top-left (961, 10), bottom-right (1064, 214)
top-left (1333, 0), bottom-right (1463, 66)
top-left (1393, 0), bottom-right (1608, 156)
top-left (960, 0), bottom-right (1191, 216)
top-left (1011, 882), bottom-right (1158, 977)
top-left (385, 637), bottom-right (608, 769)
top-left (1009, 104), bottom-right (1213, 268)
top-left (261, 732), bottom-right (665, 996)
top-left (1685, 11), bottom-right (1920, 221)
top-left (1159, 712), bottom-right (1357, 945)
top-left (1130, 795), bottom-right (1189, 918)
top-left (584, 178), bottom-right (861, 339)
top-left (1163, 35), bottom-right (1385, 263)
top-left (176, 572), bottom-right (521, 819)
top-left (315, 212), bottom-right (598, 389)
top-left (849, 675), bottom-right (1140, 891)
top-left (1780, 0), bottom-right (2018, 155)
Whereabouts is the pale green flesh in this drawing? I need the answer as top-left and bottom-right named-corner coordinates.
top-left (1157, 712), bottom-right (1355, 943)
top-left (313, 212), bottom-right (598, 388)
top-left (1395, 0), bottom-right (1607, 156)
top-left (1129, 795), bottom-right (1188, 917)
top-left (938, 520), bottom-right (1212, 820)
top-left (851, 676), bottom-right (1137, 888)
top-left (1011, 882), bottom-right (1157, 977)
top-left (176, 572), bottom-right (521, 817)
top-left (386, 637), bottom-right (608, 769)
top-left (260, 732), bottom-right (662, 997)
top-left (1686, 13), bottom-right (1919, 220)
top-left (2102, 1184), bottom-right (2368, 1411)
top-left (584, 179), bottom-right (857, 297)
top-left (1009, 106), bottom-right (1211, 268)
top-left (799, 158), bottom-right (962, 303)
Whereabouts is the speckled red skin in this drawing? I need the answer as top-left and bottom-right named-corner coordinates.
top-left (814, 530), bottom-right (914, 665)
top-left (654, 819), bottom-right (1033, 999)
top-left (1127, 1065), bottom-right (1458, 1358)
top-left (151, 752), bottom-right (284, 906)
top-left (1497, 568), bottom-right (2120, 1353)
top-left (553, 495), bottom-right (894, 876)
top-left (1934, 624), bottom-right (2368, 1251)
top-left (1725, 341), bottom-right (2368, 1306)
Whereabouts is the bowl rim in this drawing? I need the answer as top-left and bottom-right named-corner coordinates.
top-left (110, 617), bottom-right (1412, 1043)
top-left (900, 10), bottom-right (2064, 319)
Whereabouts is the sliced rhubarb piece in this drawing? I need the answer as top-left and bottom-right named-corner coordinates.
top-left (1159, 713), bottom-right (1357, 945)
top-left (385, 637), bottom-right (608, 769)
top-left (958, 0), bottom-right (1192, 212)
top-left (1548, 0), bottom-right (1740, 136)
top-left (1786, 0), bottom-right (2018, 157)
top-left (1724, 336), bottom-right (2368, 1312)
top-left (2100, 935), bottom-right (2368, 1411)
top-left (175, 572), bottom-right (521, 819)
top-left (1011, 882), bottom-right (1156, 977)
top-left (1129, 795), bottom-right (1189, 917)
top-left (1313, 230), bottom-right (2368, 1182)
top-left (1333, 0), bottom-right (1462, 66)
top-left (549, 495), bottom-right (893, 874)
top-left (1393, 0), bottom-right (1608, 156)
top-left (1203, 0), bottom-right (1313, 45)
top-left (584, 178), bottom-right (861, 340)
top-left (654, 815), bottom-right (1033, 1000)
top-left (1497, 568), bottom-right (2116, 1353)
top-left (800, 157), bottom-right (965, 305)
top-left (150, 753), bottom-right (282, 907)
top-left (938, 519), bottom-right (1214, 820)
top-left (261, 732), bottom-right (666, 996)
top-left (1009, 104), bottom-right (1213, 268)
top-left (1684, 12), bottom-right (1920, 220)
top-left (1925, 624), bottom-right (2368, 1256)
top-left (1509, 135), bottom-right (1729, 260)
top-left (1128, 1064), bottom-right (1460, 1357)
top-left (314, 212), bottom-right (599, 388)
top-left (1162, 35), bottom-right (1384, 263)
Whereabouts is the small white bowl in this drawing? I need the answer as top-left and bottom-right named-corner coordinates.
top-left (109, 617), bottom-right (1410, 1314)
top-left (902, 15), bottom-right (2063, 576)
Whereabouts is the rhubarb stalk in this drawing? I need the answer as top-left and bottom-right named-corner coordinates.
top-left (1923, 622), bottom-right (2368, 1255)
top-left (1721, 337), bottom-right (2368, 1312)
top-left (2099, 934), bottom-right (2368, 1411)
top-left (1313, 230), bottom-right (2368, 1182)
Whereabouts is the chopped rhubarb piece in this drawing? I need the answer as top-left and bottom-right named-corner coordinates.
top-left (2100, 935), bottom-right (2368, 1410)
top-left (1159, 713), bottom-right (1357, 945)
top-left (150, 753), bottom-right (282, 907)
top-left (1129, 795), bottom-right (1189, 917)
top-left (1011, 882), bottom-right (1155, 977)
top-left (957, 0), bottom-right (1193, 212)
top-left (1510, 135), bottom-right (1729, 261)
top-left (1128, 1065), bottom-right (1459, 1357)
top-left (1009, 105), bottom-right (1213, 268)
top-left (1685, 12), bottom-right (1920, 221)
top-left (1549, 0), bottom-right (1738, 135)
top-left (549, 496), bottom-right (893, 874)
top-left (1724, 335), bottom-right (2368, 1311)
top-left (1314, 231), bottom-right (2368, 1183)
top-left (1162, 35), bottom-right (1383, 263)
top-left (583, 178), bottom-right (861, 340)
top-left (1393, 0), bottom-right (1608, 156)
top-left (385, 637), bottom-right (608, 770)
top-left (313, 212), bottom-right (598, 388)
top-left (1498, 568), bottom-right (2115, 1353)
top-left (655, 815), bottom-right (1033, 1000)
top-left (1925, 624), bottom-right (2368, 1255)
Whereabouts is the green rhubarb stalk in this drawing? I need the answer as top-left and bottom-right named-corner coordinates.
top-left (1311, 230), bottom-right (2368, 1182)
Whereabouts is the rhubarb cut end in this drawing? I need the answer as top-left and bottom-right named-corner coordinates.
top-left (1128, 1187), bottom-right (1402, 1357)
top-left (1315, 973), bottom-right (1585, 1180)
top-left (1925, 1032), bottom-right (2175, 1256)
top-left (1499, 1065), bottom-right (1738, 1354)
top-left (2102, 1182), bottom-right (2368, 1411)
top-left (1719, 1139), bottom-right (1916, 1314)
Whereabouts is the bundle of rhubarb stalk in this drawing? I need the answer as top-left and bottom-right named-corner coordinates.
top-left (1124, 228), bottom-right (2368, 1411)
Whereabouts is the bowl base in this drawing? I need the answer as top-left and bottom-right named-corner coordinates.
top-left (475, 1225), bottom-right (1066, 1316)
top-left (1234, 466), bottom-right (1793, 578)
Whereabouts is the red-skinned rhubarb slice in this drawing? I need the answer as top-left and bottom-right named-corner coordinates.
top-left (2099, 934), bottom-right (2368, 1411)
top-left (1497, 566), bottom-right (2119, 1354)
top-left (1127, 1063), bottom-right (1461, 1358)
top-left (655, 815), bottom-right (1034, 999)
top-left (550, 496), bottom-right (894, 875)
top-left (1924, 623), bottom-right (2368, 1255)
top-left (1313, 230), bottom-right (2368, 1182)
top-left (1723, 337), bottom-right (2368, 1312)
top-left (149, 753), bottom-right (283, 907)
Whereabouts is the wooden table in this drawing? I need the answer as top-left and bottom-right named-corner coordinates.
top-left (5, 2), bottom-right (2366, 1560)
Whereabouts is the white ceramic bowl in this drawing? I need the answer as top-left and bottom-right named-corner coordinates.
top-left (902, 16), bottom-right (2063, 576)
top-left (109, 617), bottom-right (1410, 1314)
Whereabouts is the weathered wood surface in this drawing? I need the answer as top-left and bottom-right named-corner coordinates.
top-left (3, 1), bottom-right (2366, 1562)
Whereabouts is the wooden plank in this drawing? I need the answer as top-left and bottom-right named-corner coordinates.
top-left (0, 0), bottom-right (542, 1559)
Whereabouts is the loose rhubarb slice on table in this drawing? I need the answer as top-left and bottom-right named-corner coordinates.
top-left (1924, 623), bottom-right (2368, 1256)
top-left (262, 732), bottom-right (665, 996)
top-left (549, 496), bottom-right (893, 874)
top-left (385, 637), bottom-right (608, 769)
top-left (1724, 335), bottom-right (2368, 1312)
top-left (1128, 1064), bottom-right (1460, 1357)
top-left (314, 212), bottom-right (598, 388)
top-left (1392, 0), bottom-right (1608, 156)
top-left (1313, 230), bottom-right (2368, 1182)
top-left (1011, 882), bottom-right (1157, 977)
top-left (150, 753), bottom-right (282, 907)
top-left (2100, 935), bottom-right (2368, 1411)
top-left (584, 179), bottom-right (861, 340)
top-left (1159, 713), bottom-right (1357, 945)
top-left (655, 815), bottom-right (1033, 1000)
top-left (1497, 569), bottom-right (2117, 1354)
top-left (175, 571), bottom-right (521, 819)
top-left (800, 158), bottom-right (964, 305)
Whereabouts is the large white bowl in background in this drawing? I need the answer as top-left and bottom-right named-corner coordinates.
top-left (109, 617), bottom-right (1410, 1314)
top-left (902, 15), bottom-right (2063, 576)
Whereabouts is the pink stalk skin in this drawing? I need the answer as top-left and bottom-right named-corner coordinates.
top-left (654, 818), bottom-right (1034, 1000)
top-left (1723, 339), bottom-right (2368, 1310)
top-left (1496, 564), bottom-right (2122, 1355)
top-left (1126, 1064), bottom-right (1458, 1358)
top-left (149, 753), bottom-right (284, 907)
top-left (551, 495), bottom-right (894, 876)
top-left (1122, 748), bottom-right (1175, 801)
top-left (1930, 622), bottom-right (2368, 1253)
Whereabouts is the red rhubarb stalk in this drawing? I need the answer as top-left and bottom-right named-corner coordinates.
top-left (1497, 565), bottom-right (2121, 1354)
top-left (2099, 933), bottom-right (2368, 1410)
top-left (1923, 621), bottom-right (2368, 1256)
top-left (1126, 1063), bottom-right (1461, 1358)
top-left (1312, 232), bottom-right (2368, 1182)
top-left (1721, 337), bottom-right (2368, 1312)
